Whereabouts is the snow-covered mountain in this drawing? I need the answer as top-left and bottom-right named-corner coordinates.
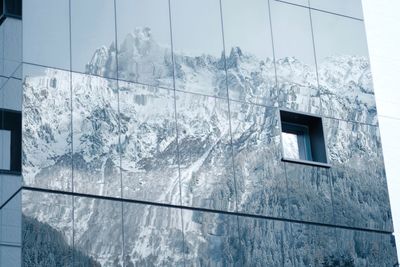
top-left (21, 28), bottom-right (394, 266)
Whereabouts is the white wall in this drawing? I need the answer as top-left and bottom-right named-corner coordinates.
top-left (362, 0), bottom-right (400, 259)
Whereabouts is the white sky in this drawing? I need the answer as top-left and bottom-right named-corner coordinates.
top-left (362, 0), bottom-right (400, 258)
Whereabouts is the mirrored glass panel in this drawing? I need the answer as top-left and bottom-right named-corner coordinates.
top-left (182, 210), bottom-right (241, 266)
top-left (289, 223), bottom-right (337, 266)
top-left (0, 131), bottom-right (11, 170)
top-left (324, 118), bottom-right (392, 231)
top-left (229, 102), bottom-right (287, 218)
top-left (285, 164), bottom-right (333, 224)
top-left (0, 192), bottom-right (21, 246)
top-left (124, 203), bottom-right (184, 266)
top-left (2, 59), bottom-right (21, 78)
top-left (335, 228), bottom-right (398, 266)
top-left (22, 64), bottom-right (72, 191)
top-left (23, 0), bottom-right (70, 69)
top-left (73, 197), bottom-right (123, 266)
top-left (119, 82), bottom-right (179, 204)
top-left (116, 0), bottom-right (173, 88)
top-left (0, 174), bottom-right (21, 207)
top-left (72, 73), bottom-right (120, 197)
top-left (71, 0), bottom-right (117, 79)
top-left (170, 0), bottom-right (227, 97)
top-left (3, 18), bottom-right (22, 64)
top-left (270, 1), bottom-right (319, 113)
top-left (22, 190), bottom-right (73, 266)
top-left (239, 217), bottom-right (290, 266)
top-left (221, 0), bottom-right (275, 105)
top-left (311, 11), bottom-right (375, 125)
top-left (176, 91), bottom-right (235, 211)
top-left (282, 0), bottom-right (309, 6)
top-left (310, 0), bottom-right (363, 19)
top-left (1, 77), bottom-right (22, 111)
top-left (0, 246), bottom-right (21, 267)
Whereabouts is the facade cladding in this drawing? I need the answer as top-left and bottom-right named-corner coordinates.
top-left (0, 0), bottom-right (399, 266)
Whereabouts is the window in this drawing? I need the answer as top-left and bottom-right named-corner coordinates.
top-left (0, 109), bottom-right (21, 173)
top-left (1, 0), bottom-right (22, 23)
top-left (280, 110), bottom-right (329, 167)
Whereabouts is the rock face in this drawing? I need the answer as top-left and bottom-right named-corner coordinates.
top-left (21, 29), bottom-right (396, 266)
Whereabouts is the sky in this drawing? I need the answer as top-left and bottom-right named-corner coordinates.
top-left (362, 0), bottom-right (400, 259)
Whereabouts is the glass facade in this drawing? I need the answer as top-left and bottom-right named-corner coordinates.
top-left (0, 0), bottom-right (398, 265)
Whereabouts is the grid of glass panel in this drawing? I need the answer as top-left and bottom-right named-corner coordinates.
top-left (18, 0), bottom-right (398, 265)
top-left (0, 14), bottom-right (23, 267)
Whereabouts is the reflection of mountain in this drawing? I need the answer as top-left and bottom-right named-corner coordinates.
top-left (22, 29), bottom-right (394, 265)
top-left (22, 215), bottom-right (101, 267)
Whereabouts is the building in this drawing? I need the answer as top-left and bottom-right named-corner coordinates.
top-left (0, 0), bottom-right (398, 266)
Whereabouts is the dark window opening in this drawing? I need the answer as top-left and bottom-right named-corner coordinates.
top-left (1, 109), bottom-right (21, 173)
top-left (1, 0), bottom-right (21, 24)
top-left (280, 110), bottom-right (329, 168)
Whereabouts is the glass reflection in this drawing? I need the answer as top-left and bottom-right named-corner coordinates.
top-left (170, 0), bottom-right (227, 97)
top-left (73, 197), bottom-right (122, 266)
top-left (312, 11), bottom-right (375, 124)
top-left (23, 0), bottom-right (70, 69)
top-left (182, 210), bottom-right (241, 266)
top-left (116, 0), bottom-right (173, 88)
top-left (119, 82), bottom-right (179, 204)
top-left (0, 174), bottom-right (21, 206)
top-left (0, 192), bottom-right (21, 246)
top-left (72, 73), bottom-right (120, 197)
top-left (124, 203), bottom-right (184, 266)
top-left (239, 217), bottom-right (290, 266)
top-left (324, 118), bottom-right (392, 231)
top-left (22, 65), bottom-right (72, 191)
top-left (176, 91), bottom-right (235, 211)
top-left (285, 164), bottom-right (334, 224)
top-left (229, 101), bottom-right (287, 218)
top-left (310, 0), bottom-right (363, 19)
top-left (22, 191), bottom-right (72, 267)
top-left (3, 18), bottom-right (22, 63)
top-left (290, 224), bottom-right (337, 266)
top-left (71, 0), bottom-right (117, 78)
top-left (335, 228), bottom-right (398, 266)
top-left (221, 0), bottom-right (275, 105)
top-left (270, 1), bottom-right (319, 113)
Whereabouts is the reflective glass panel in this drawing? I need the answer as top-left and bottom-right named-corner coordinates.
top-left (0, 174), bottom-right (21, 207)
top-left (23, 0), bottom-right (70, 69)
top-left (22, 64), bottom-right (72, 191)
top-left (335, 228), bottom-right (398, 266)
top-left (290, 224), bottom-right (337, 265)
top-left (3, 18), bottom-right (22, 63)
top-left (170, 0), bottom-right (227, 97)
top-left (221, 0), bottom-right (275, 105)
top-left (0, 130), bottom-right (11, 170)
top-left (123, 203), bottom-right (184, 266)
top-left (270, 1), bottom-right (319, 113)
top-left (176, 91), bottom-right (235, 211)
top-left (72, 73), bottom-right (120, 197)
top-left (116, 0), bottom-right (173, 88)
top-left (310, 0), bottom-right (363, 19)
top-left (73, 197), bottom-right (123, 266)
top-left (71, 0), bottom-right (117, 78)
top-left (182, 210), bottom-right (241, 266)
top-left (324, 118), bottom-right (392, 231)
top-left (0, 192), bottom-right (21, 245)
top-left (285, 164), bottom-right (333, 224)
top-left (229, 102), bottom-right (287, 218)
top-left (239, 217), bottom-right (290, 266)
top-left (119, 82), bottom-right (179, 204)
top-left (22, 190), bottom-right (72, 267)
top-left (312, 11), bottom-right (375, 124)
